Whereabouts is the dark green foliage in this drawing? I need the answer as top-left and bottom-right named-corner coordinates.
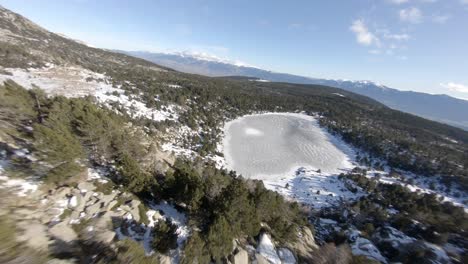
top-left (162, 161), bottom-right (205, 210)
top-left (158, 159), bottom-right (307, 261)
top-left (180, 232), bottom-right (211, 264)
top-left (344, 172), bottom-right (468, 245)
top-left (108, 239), bottom-right (159, 264)
top-left (206, 216), bottom-right (233, 262)
top-left (33, 121), bottom-right (84, 183)
top-left (212, 178), bottom-right (261, 238)
top-left (0, 84), bottom-right (147, 186)
top-left (116, 153), bottom-right (155, 194)
top-left (151, 219), bottom-right (178, 254)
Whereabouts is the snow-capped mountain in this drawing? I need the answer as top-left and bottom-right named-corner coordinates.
top-left (121, 50), bottom-right (468, 131)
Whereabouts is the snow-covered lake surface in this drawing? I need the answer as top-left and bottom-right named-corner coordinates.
top-left (223, 113), bottom-right (354, 180)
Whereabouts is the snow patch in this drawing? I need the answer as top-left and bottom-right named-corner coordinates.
top-left (244, 127), bottom-right (264, 136)
top-left (257, 233), bottom-right (281, 264)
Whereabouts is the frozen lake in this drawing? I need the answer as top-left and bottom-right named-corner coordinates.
top-left (223, 113), bottom-right (354, 180)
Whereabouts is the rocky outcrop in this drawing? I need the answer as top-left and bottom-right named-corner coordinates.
top-left (232, 248), bottom-right (249, 264)
top-left (16, 221), bottom-right (50, 252)
top-left (49, 220), bottom-right (79, 254)
top-left (287, 227), bottom-right (318, 261)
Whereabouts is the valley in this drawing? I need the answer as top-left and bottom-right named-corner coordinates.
top-left (0, 4), bottom-right (467, 264)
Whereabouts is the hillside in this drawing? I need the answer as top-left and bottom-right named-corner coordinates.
top-left (122, 50), bottom-right (468, 131)
top-left (0, 5), bottom-right (467, 264)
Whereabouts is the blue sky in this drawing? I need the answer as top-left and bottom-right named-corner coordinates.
top-left (1, 0), bottom-right (468, 99)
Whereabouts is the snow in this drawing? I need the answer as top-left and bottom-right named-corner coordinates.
top-left (244, 127), bottom-right (264, 136)
top-left (263, 168), bottom-right (364, 208)
top-left (172, 50), bottom-right (254, 68)
top-left (0, 65), bottom-right (114, 97)
top-left (376, 227), bottom-right (415, 246)
top-left (277, 248), bottom-right (296, 264)
top-left (223, 113), bottom-right (355, 180)
top-left (161, 142), bottom-right (196, 158)
top-left (0, 65), bottom-right (179, 123)
top-left (0, 177), bottom-right (39, 196)
top-left (319, 218), bottom-right (338, 225)
top-left (220, 112), bottom-right (364, 208)
top-left (51, 198), bottom-right (69, 223)
top-left (347, 230), bottom-right (387, 263)
top-left (257, 233), bottom-right (281, 264)
top-left (68, 196), bottom-right (78, 208)
top-left (115, 200), bottom-right (189, 262)
top-left (87, 167), bottom-right (109, 183)
top-left (332, 93), bottom-right (345, 97)
top-left (165, 83), bottom-right (182, 89)
top-left (94, 88), bottom-right (179, 122)
top-left (150, 200), bottom-right (189, 246)
top-left (0, 160), bottom-right (40, 197)
top-left (364, 167), bottom-right (468, 212)
top-left (424, 242), bottom-right (450, 263)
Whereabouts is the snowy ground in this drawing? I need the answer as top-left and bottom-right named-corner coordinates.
top-left (221, 112), bottom-right (467, 211)
top-left (0, 151), bottom-right (40, 197)
top-left (222, 112), bottom-right (361, 208)
top-left (0, 64), bottom-right (179, 122)
top-left (116, 200), bottom-right (189, 262)
top-left (364, 167), bottom-right (467, 212)
top-left (263, 167), bottom-right (364, 209)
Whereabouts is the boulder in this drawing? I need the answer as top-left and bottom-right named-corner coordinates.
top-left (16, 221), bottom-right (50, 252)
top-left (107, 200), bottom-right (118, 210)
top-left (100, 192), bottom-right (117, 207)
top-left (255, 254), bottom-right (269, 264)
top-left (47, 259), bottom-right (76, 264)
top-left (48, 220), bottom-right (78, 242)
top-left (48, 220), bottom-right (78, 254)
top-left (95, 230), bottom-right (116, 244)
top-left (77, 182), bottom-right (96, 192)
top-left (53, 187), bottom-right (72, 200)
top-left (233, 248), bottom-right (249, 264)
top-left (287, 227), bottom-right (318, 261)
top-left (158, 254), bottom-right (171, 264)
top-left (120, 199), bottom-right (141, 222)
top-left (86, 201), bottom-right (103, 216)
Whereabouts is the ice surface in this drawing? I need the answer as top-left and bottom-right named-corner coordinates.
top-left (223, 113), bottom-right (354, 180)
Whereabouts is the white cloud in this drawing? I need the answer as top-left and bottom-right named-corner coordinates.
top-left (389, 0), bottom-right (409, 4)
top-left (441, 82), bottom-right (468, 93)
top-left (432, 15), bottom-right (450, 24)
top-left (461, 0), bottom-right (468, 5)
top-left (288, 23), bottom-right (303, 29)
top-left (350, 20), bottom-right (380, 46)
top-left (384, 33), bottom-right (410, 40)
top-left (399, 7), bottom-right (423, 23)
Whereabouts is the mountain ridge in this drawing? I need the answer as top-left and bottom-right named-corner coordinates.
top-left (121, 50), bottom-right (468, 131)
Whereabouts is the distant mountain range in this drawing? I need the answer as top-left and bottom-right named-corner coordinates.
top-left (120, 50), bottom-right (468, 131)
